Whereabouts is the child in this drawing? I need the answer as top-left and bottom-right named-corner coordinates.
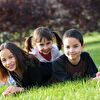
top-left (0, 42), bottom-right (52, 96)
top-left (24, 27), bottom-right (63, 62)
top-left (52, 28), bottom-right (100, 82)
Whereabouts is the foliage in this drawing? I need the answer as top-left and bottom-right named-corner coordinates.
top-left (0, 0), bottom-right (100, 34)
top-left (59, 0), bottom-right (100, 33)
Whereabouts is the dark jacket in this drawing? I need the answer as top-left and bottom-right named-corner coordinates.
top-left (9, 61), bottom-right (52, 89)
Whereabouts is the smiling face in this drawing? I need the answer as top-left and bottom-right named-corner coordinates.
top-left (63, 37), bottom-right (84, 65)
top-left (0, 48), bottom-right (17, 72)
top-left (35, 38), bottom-right (53, 55)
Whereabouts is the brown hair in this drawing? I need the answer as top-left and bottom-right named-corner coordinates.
top-left (0, 42), bottom-right (39, 82)
top-left (24, 27), bottom-right (63, 52)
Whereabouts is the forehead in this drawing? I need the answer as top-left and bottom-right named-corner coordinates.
top-left (38, 38), bottom-right (52, 43)
top-left (0, 48), bottom-right (12, 58)
top-left (63, 37), bottom-right (81, 45)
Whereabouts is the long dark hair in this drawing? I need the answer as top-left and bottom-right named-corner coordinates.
top-left (24, 27), bottom-right (63, 52)
top-left (0, 42), bottom-right (39, 81)
top-left (0, 60), bottom-right (8, 82)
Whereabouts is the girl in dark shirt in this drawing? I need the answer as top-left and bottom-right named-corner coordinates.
top-left (0, 42), bottom-right (52, 96)
top-left (52, 29), bottom-right (100, 82)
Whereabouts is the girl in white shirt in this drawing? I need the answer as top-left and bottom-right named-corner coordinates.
top-left (24, 27), bottom-right (62, 62)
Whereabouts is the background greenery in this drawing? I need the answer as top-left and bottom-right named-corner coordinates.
top-left (0, 0), bottom-right (100, 38)
top-left (0, 32), bottom-right (100, 100)
top-left (0, 1), bottom-right (99, 99)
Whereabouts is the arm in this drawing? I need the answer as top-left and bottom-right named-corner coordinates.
top-left (92, 71), bottom-right (100, 80)
top-left (86, 53), bottom-right (98, 78)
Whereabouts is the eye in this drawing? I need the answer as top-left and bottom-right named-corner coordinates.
top-left (1, 58), bottom-right (6, 63)
top-left (74, 45), bottom-right (79, 48)
top-left (9, 55), bottom-right (14, 59)
top-left (47, 41), bottom-right (51, 45)
top-left (65, 46), bottom-right (70, 49)
top-left (39, 44), bottom-right (44, 46)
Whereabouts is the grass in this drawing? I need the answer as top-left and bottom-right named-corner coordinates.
top-left (84, 32), bottom-right (100, 67)
top-left (0, 32), bottom-right (100, 100)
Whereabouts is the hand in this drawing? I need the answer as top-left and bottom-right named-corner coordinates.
top-left (92, 72), bottom-right (100, 80)
top-left (2, 86), bottom-right (24, 96)
top-left (96, 72), bottom-right (100, 77)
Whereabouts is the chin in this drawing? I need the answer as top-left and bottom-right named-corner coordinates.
top-left (8, 68), bottom-right (15, 72)
top-left (43, 51), bottom-right (50, 54)
top-left (69, 57), bottom-right (76, 61)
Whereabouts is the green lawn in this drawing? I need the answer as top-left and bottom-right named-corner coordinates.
top-left (84, 32), bottom-right (100, 67)
top-left (0, 32), bottom-right (100, 100)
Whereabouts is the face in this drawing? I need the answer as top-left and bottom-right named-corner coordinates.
top-left (35, 38), bottom-right (52, 55)
top-left (0, 48), bottom-right (17, 72)
top-left (63, 37), bottom-right (83, 64)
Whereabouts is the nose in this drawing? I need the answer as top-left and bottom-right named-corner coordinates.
top-left (6, 59), bottom-right (11, 65)
top-left (43, 45), bottom-right (48, 49)
top-left (69, 48), bottom-right (75, 52)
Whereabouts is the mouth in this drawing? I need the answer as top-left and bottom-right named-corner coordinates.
top-left (43, 51), bottom-right (50, 54)
top-left (70, 54), bottom-right (76, 56)
top-left (42, 49), bottom-right (51, 54)
top-left (8, 64), bottom-right (14, 69)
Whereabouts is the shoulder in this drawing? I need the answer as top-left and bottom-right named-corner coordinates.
top-left (52, 44), bottom-right (61, 55)
top-left (52, 44), bottom-right (59, 51)
top-left (31, 48), bottom-right (39, 55)
top-left (81, 52), bottom-right (92, 61)
top-left (52, 54), bottom-right (67, 72)
top-left (81, 52), bottom-right (90, 58)
top-left (24, 54), bottom-right (40, 69)
top-left (53, 54), bottom-right (67, 64)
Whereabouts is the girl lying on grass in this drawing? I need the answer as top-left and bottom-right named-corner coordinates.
top-left (0, 42), bottom-right (52, 96)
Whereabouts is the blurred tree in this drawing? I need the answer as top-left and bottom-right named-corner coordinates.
top-left (0, 0), bottom-right (100, 35)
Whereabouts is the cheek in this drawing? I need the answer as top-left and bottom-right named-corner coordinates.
top-left (2, 63), bottom-right (8, 69)
top-left (48, 45), bottom-right (52, 49)
top-left (13, 58), bottom-right (17, 64)
top-left (36, 45), bottom-right (42, 50)
top-left (78, 47), bottom-right (83, 52)
top-left (63, 48), bottom-right (68, 54)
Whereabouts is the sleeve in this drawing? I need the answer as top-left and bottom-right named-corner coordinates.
top-left (85, 53), bottom-right (98, 77)
top-left (52, 57), bottom-right (70, 82)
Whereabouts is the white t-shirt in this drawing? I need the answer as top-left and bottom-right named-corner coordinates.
top-left (31, 44), bottom-right (62, 62)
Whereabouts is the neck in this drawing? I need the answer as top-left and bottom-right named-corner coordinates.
top-left (69, 57), bottom-right (80, 65)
